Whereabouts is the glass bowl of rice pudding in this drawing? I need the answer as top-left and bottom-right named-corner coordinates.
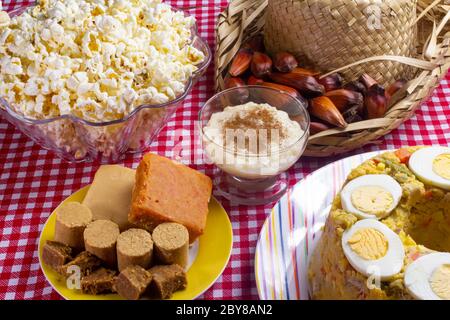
top-left (199, 86), bottom-right (310, 205)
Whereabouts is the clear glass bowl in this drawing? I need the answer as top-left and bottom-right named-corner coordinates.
top-left (0, 5), bottom-right (211, 163)
top-left (199, 86), bottom-right (310, 205)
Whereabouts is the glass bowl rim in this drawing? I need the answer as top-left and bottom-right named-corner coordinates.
top-left (0, 3), bottom-right (212, 127)
top-left (198, 85), bottom-right (311, 157)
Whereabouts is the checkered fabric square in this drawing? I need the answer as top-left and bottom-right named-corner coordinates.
top-left (0, 0), bottom-right (449, 300)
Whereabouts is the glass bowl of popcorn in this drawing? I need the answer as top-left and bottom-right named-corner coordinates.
top-left (0, 1), bottom-right (211, 162)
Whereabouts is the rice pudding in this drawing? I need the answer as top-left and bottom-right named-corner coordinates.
top-left (203, 102), bottom-right (305, 179)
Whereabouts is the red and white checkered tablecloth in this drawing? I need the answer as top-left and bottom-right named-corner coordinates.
top-left (0, 0), bottom-right (449, 300)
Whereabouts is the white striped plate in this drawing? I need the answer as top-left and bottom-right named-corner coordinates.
top-left (255, 151), bottom-right (383, 300)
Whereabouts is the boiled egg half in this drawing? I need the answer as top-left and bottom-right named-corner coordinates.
top-left (404, 252), bottom-right (450, 300)
top-left (340, 174), bottom-right (402, 219)
top-left (342, 219), bottom-right (405, 280)
top-left (408, 146), bottom-right (450, 190)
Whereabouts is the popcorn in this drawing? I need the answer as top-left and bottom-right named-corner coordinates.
top-left (52, 90), bottom-right (71, 115)
top-left (66, 72), bottom-right (88, 91)
top-left (24, 78), bottom-right (40, 96)
top-left (0, 11), bottom-right (10, 28)
top-left (0, 0), bottom-right (205, 122)
top-left (1, 56), bottom-right (23, 75)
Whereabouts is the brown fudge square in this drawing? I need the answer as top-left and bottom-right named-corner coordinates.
top-left (58, 251), bottom-right (102, 277)
top-left (42, 241), bottom-right (72, 271)
top-left (148, 264), bottom-right (187, 299)
top-left (115, 265), bottom-right (152, 300)
top-left (81, 268), bottom-right (117, 295)
top-left (129, 153), bottom-right (212, 243)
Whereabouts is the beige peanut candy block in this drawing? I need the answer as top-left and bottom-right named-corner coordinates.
top-left (117, 228), bottom-right (153, 272)
top-left (152, 223), bottom-right (189, 269)
top-left (84, 220), bottom-right (120, 268)
top-left (54, 202), bottom-right (93, 251)
top-left (82, 165), bottom-right (135, 231)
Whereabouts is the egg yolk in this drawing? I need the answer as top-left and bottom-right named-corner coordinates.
top-left (433, 154), bottom-right (450, 180)
top-left (351, 186), bottom-right (394, 216)
top-left (430, 264), bottom-right (450, 300)
top-left (347, 228), bottom-right (388, 260)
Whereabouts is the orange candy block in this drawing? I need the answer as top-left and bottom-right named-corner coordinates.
top-left (129, 153), bottom-right (213, 243)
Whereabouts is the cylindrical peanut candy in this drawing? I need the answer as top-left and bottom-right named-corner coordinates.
top-left (54, 202), bottom-right (92, 251)
top-left (117, 228), bottom-right (153, 272)
top-left (152, 223), bottom-right (189, 269)
top-left (84, 220), bottom-right (120, 268)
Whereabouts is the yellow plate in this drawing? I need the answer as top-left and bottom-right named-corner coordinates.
top-left (38, 185), bottom-right (233, 300)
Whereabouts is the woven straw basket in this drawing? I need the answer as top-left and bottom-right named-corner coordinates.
top-left (215, 0), bottom-right (450, 157)
top-left (265, 0), bottom-right (418, 85)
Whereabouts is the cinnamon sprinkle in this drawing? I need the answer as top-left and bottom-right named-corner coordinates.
top-left (222, 108), bottom-right (287, 152)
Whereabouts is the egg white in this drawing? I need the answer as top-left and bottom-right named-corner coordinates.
top-left (342, 219), bottom-right (405, 281)
top-left (404, 252), bottom-right (450, 300)
top-left (408, 146), bottom-right (450, 190)
top-left (340, 174), bottom-right (402, 219)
